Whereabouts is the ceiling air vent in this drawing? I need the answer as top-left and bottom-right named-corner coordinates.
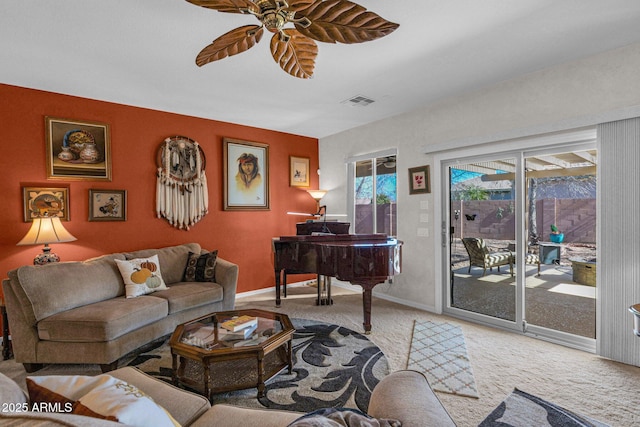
top-left (342, 95), bottom-right (375, 107)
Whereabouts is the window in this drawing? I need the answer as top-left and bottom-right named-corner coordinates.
top-left (353, 154), bottom-right (397, 235)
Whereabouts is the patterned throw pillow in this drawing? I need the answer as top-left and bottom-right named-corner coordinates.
top-left (183, 250), bottom-right (218, 283)
top-left (114, 255), bottom-right (168, 298)
top-left (26, 374), bottom-right (179, 427)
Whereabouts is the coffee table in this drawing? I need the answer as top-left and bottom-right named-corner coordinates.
top-left (169, 309), bottom-right (294, 401)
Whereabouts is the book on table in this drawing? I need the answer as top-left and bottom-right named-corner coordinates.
top-left (220, 315), bottom-right (258, 332)
top-left (219, 323), bottom-right (258, 341)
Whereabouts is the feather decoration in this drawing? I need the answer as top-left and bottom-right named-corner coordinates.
top-left (156, 136), bottom-right (208, 230)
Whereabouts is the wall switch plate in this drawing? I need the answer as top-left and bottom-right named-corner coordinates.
top-left (420, 200), bottom-right (429, 210)
top-left (420, 213), bottom-right (429, 223)
top-left (417, 228), bottom-right (429, 237)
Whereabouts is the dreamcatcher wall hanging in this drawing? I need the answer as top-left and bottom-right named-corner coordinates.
top-left (156, 136), bottom-right (208, 230)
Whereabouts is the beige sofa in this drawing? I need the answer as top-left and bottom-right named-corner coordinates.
top-left (0, 367), bottom-right (457, 426)
top-left (2, 243), bottom-right (238, 373)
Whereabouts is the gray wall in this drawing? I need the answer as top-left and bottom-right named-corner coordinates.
top-left (319, 42), bottom-right (640, 365)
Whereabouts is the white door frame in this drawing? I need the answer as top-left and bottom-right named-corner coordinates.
top-left (431, 128), bottom-right (597, 352)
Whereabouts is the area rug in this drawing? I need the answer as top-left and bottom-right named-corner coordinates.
top-left (406, 320), bottom-right (479, 398)
top-left (129, 318), bottom-right (388, 413)
top-left (479, 388), bottom-right (610, 427)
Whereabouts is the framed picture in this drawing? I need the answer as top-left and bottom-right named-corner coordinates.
top-left (23, 186), bottom-right (70, 222)
top-left (408, 165), bottom-right (431, 194)
top-left (45, 116), bottom-right (112, 181)
top-left (223, 137), bottom-right (270, 210)
top-left (290, 156), bottom-right (310, 187)
top-left (89, 189), bottom-right (127, 221)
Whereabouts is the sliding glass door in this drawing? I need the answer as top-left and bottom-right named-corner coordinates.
top-left (449, 158), bottom-right (517, 325)
top-left (442, 137), bottom-right (597, 350)
top-left (523, 149), bottom-right (597, 341)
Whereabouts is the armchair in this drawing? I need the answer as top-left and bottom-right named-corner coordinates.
top-left (462, 237), bottom-right (513, 277)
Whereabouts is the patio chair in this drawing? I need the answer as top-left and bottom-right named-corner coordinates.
top-left (462, 237), bottom-right (513, 277)
top-left (525, 253), bottom-right (541, 276)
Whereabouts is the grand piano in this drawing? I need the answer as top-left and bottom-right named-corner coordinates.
top-left (273, 222), bottom-right (402, 333)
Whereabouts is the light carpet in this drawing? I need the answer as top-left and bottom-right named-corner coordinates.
top-left (406, 320), bottom-right (479, 398)
top-left (2, 318), bottom-right (388, 414)
top-left (207, 318), bottom-right (388, 413)
top-left (2, 285), bottom-right (639, 426)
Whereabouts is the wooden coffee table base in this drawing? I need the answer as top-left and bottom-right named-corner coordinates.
top-left (169, 309), bottom-right (294, 402)
top-left (172, 345), bottom-right (292, 400)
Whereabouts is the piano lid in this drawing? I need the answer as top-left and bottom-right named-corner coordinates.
top-left (277, 233), bottom-right (390, 243)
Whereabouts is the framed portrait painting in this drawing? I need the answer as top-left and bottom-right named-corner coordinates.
top-left (408, 165), bottom-right (431, 194)
top-left (89, 189), bottom-right (127, 221)
top-left (45, 116), bottom-right (112, 181)
top-left (290, 156), bottom-right (310, 187)
top-left (223, 137), bottom-right (270, 210)
top-left (23, 186), bottom-right (70, 222)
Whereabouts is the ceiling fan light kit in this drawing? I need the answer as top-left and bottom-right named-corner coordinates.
top-left (187, 0), bottom-right (399, 78)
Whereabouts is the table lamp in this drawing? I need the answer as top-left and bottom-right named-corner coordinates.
top-left (17, 216), bottom-right (77, 265)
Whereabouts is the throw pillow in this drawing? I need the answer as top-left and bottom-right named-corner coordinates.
top-left (114, 255), bottom-right (168, 298)
top-left (287, 407), bottom-right (401, 427)
top-left (183, 250), bottom-right (218, 282)
top-left (26, 374), bottom-right (179, 427)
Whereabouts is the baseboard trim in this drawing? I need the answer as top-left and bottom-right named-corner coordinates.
top-left (236, 280), bottom-right (316, 300)
top-left (237, 280), bottom-right (438, 314)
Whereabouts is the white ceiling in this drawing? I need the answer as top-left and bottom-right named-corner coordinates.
top-left (3, 1), bottom-right (640, 138)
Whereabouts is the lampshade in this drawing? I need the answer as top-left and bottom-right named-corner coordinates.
top-left (17, 217), bottom-right (77, 265)
top-left (306, 189), bottom-right (328, 201)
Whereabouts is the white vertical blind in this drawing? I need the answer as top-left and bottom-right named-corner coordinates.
top-left (598, 118), bottom-right (640, 366)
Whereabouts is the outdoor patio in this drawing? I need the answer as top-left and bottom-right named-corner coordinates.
top-left (450, 239), bottom-right (596, 339)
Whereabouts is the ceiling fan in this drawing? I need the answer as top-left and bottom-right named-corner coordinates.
top-left (186, 0), bottom-right (399, 79)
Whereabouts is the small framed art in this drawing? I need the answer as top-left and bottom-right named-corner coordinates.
top-left (223, 137), bottom-right (270, 210)
top-left (408, 165), bottom-right (431, 194)
top-left (290, 156), bottom-right (310, 187)
top-left (23, 186), bottom-right (70, 222)
top-left (45, 116), bottom-right (112, 181)
top-left (89, 189), bottom-right (127, 221)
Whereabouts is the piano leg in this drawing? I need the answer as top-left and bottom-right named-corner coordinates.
top-left (362, 288), bottom-right (372, 334)
top-left (275, 269), bottom-right (282, 307)
top-left (316, 275), bottom-right (333, 306)
top-left (282, 271), bottom-right (288, 298)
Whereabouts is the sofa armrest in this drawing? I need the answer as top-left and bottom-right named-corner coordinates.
top-left (368, 370), bottom-right (456, 427)
top-left (214, 258), bottom-right (239, 310)
top-left (2, 278), bottom-right (40, 364)
top-left (109, 367), bottom-right (210, 427)
top-left (190, 404), bottom-right (302, 427)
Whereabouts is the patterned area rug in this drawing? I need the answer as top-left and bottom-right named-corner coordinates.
top-left (129, 318), bottom-right (389, 413)
top-left (406, 320), bottom-right (479, 398)
top-left (479, 388), bottom-right (610, 427)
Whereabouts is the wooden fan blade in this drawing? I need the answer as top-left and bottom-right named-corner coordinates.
top-left (185, 0), bottom-right (254, 13)
top-left (270, 29), bottom-right (318, 79)
top-left (196, 25), bottom-right (264, 66)
top-left (294, 0), bottom-right (399, 44)
top-left (286, 0), bottom-right (316, 12)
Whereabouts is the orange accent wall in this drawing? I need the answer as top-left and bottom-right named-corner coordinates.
top-left (0, 83), bottom-right (318, 299)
